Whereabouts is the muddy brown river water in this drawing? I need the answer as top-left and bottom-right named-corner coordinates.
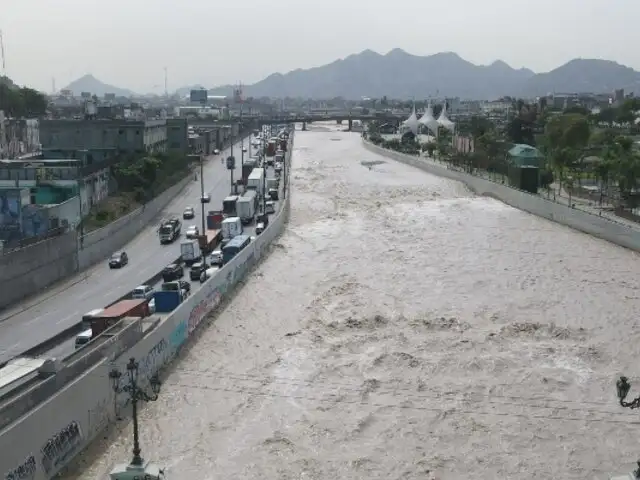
top-left (61, 123), bottom-right (640, 479)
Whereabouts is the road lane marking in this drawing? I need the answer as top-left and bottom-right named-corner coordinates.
top-left (55, 311), bottom-right (79, 326)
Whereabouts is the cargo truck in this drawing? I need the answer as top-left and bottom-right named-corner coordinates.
top-left (198, 228), bottom-right (222, 254)
top-left (266, 140), bottom-right (277, 156)
top-left (247, 168), bottom-right (265, 196)
top-left (236, 195), bottom-right (256, 225)
top-left (88, 299), bottom-right (150, 337)
top-left (180, 239), bottom-right (202, 266)
top-left (153, 289), bottom-right (184, 313)
top-left (223, 195), bottom-right (239, 217)
top-left (241, 158), bottom-right (258, 185)
top-left (159, 218), bottom-right (181, 244)
top-left (221, 217), bottom-right (243, 242)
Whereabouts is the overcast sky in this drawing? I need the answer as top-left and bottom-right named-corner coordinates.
top-left (3, 0), bottom-right (638, 94)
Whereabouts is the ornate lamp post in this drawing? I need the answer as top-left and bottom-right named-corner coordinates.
top-left (108, 357), bottom-right (164, 480)
top-left (604, 376), bottom-right (640, 480)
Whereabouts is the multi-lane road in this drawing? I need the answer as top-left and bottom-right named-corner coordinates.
top-left (0, 136), bottom-right (256, 364)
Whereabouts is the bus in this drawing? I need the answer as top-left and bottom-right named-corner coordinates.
top-left (221, 234), bottom-right (251, 264)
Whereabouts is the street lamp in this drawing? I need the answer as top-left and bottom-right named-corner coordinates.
top-left (609, 376), bottom-right (640, 479)
top-left (108, 357), bottom-right (164, 480)
top-left (199, 155), bottom-right (206, 236)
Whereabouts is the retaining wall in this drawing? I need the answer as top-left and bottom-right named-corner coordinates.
top-left (362, 141), bottom-right (640, 251)
top-left (77, 175), bottom-right (192, 270)
top-left (0, 231), bottom-right (78, 310)
top-left (0, 175), bottom-right (192, 312)
top-left (0, 131), bottom-right (294, 480)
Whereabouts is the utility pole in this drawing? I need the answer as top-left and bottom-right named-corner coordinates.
top-left (163, 67), bottom-right (168, 98)
top-left (228, 132), bottom-right (235, 195)
top-left (240, 103), bottom-right (244, 166)
top-left (199, 155), bottom-right (206, 235)
top-left (109, 358), bottom-right (164, 480)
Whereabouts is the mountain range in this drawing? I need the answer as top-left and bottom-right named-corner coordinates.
top-left (62, 74), bottom-right (135, 97)
top-left (62, 49), bottom-right (640, 100)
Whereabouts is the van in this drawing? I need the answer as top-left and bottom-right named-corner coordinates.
top-left (75, 329), bottom-right (93, 349)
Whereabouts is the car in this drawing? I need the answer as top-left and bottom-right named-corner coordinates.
top-left (176, 279), bottom-right (191, 294)
top-left (161, 263), bottom-right (184, 282)
top-left (209, 249), bottom-right (223, 266)
top-left (265, 201), bottom-right (275, 214)
top-left (183, 206), bottom-right (195, 220)
top-left (255, 222), bottom-right (265, 235)
top-left (242, 147), bottom-right (247, 153)
top-left (189, 261), bottom-right (208, 281)
top-left (213, 149), bottom-right (220, 155)
top-left (185, 225), bottom-right (199, 239)
top-left (275, 162), bottom-right (282, 173)
top-left (131, 284), bottom-right (154, 301)
top-left (109, 251), bottom-right (128, 269)
top-left (201, 194), bottom-right (211, 203)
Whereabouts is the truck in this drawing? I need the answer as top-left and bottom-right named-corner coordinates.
top-left (236, 195), bottom-right (256, 225)
top-left (221, 217), bottom-right (243, 242)
top-left (247, 168), bottom-right (265, 196)
top-left (266, 177), bottom-right (278, 191)
top-left (242, 158), bottom-right (258, 185)
top-left (266, 140), bottom-right (277, 156)
top-left (180, 239), bottom-right (202, 266)
top-left (198, 228), bottom-right (222, 254)
top-left (153, 288), bottom-right (186, 313)
top-left (223, 195), bottom-right (239, 217)
top-left (279, 138), bottom-right (287, 152)
top-left (88, 299), bottom-right (150, 337)
top-left (158, 218), bottom-right (181, 244)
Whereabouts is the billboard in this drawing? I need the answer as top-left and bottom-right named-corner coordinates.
top-left (190, 89), bottom-right (208, 104)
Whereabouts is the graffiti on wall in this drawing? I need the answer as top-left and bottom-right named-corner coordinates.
top-left (169, 320), bottom-right (187, 350)
top-left (87, 397), bottom-right (110, 439)
top-left (40, 421), bottom-right (82, 474)
top-left (4, 455), bottom-right (36, 480)
top-left (137, 338), bottom-right (168, 381)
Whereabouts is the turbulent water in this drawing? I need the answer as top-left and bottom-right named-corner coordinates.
top-left (61, 123), bottom-right (640, 479)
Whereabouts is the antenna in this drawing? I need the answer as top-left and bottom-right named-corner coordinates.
top-left (164, 67), bottom-right (168, 98)
top-left (0, 29), bottom-right (6, 76)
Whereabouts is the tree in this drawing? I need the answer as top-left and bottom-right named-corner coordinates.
top-left (0, 77), bottom-right (48, 117)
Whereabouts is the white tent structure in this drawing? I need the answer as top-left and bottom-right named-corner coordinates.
top-left (436, 103), bottom-right (456, 132)
top-left (418, 103), bottom-right (439, 136)
top-left (400, 105), bottom-right (419, 135)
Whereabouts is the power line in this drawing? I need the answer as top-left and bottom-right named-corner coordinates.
top-left (163, 379), bottom-right (640, 427)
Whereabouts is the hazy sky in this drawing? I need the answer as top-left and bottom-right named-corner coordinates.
top-left (3, 0), bottom-right (639, 93)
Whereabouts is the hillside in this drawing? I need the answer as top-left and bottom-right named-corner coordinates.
top-left (62, 74), bottom-right (135, 97)
top-left (204, 49), bottom-right (640, 100)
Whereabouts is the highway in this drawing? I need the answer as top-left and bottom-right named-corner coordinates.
top-left (0, 135), bottom-right (259, 364)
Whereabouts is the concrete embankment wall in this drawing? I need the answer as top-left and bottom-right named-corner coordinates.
top-left (0, 131), bottom-right (294, 480)
top-left (0, 232), bottom-right (79, 311)
top-left (77, 175), bottom-right (192, 270)
top-left (362, 141), bottom-right (640, 251)
top-left (0, 176), bottom-right (191, 311)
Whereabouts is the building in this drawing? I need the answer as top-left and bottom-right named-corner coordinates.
top-left (167, 118), bottom-right (188, 152)
top-left (39, 118), bottom-right (168, 158)
top-left (0, 158), bottom-right (110, 241)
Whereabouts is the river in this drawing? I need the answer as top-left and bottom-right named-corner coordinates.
top-left (60, 123), bottom-right (640, 479)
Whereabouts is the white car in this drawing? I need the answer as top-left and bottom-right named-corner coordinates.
top-left (213, 149), bottom-right (220, 155)
top-left (242, 147), bottom-right (247, 153)
top-left (201, 193), bottom-right (211, 203)
top-left (131, 284), bottom-right (154, 301)
top-left (185, 225), bottom-right (199, 239)
top-left (265, 201), bottom-right (275, 214)
top-left (209, 250), bottom-right (223, 266)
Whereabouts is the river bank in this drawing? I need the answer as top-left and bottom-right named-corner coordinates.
top-left (362, 140), bottom-right (640, 253)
